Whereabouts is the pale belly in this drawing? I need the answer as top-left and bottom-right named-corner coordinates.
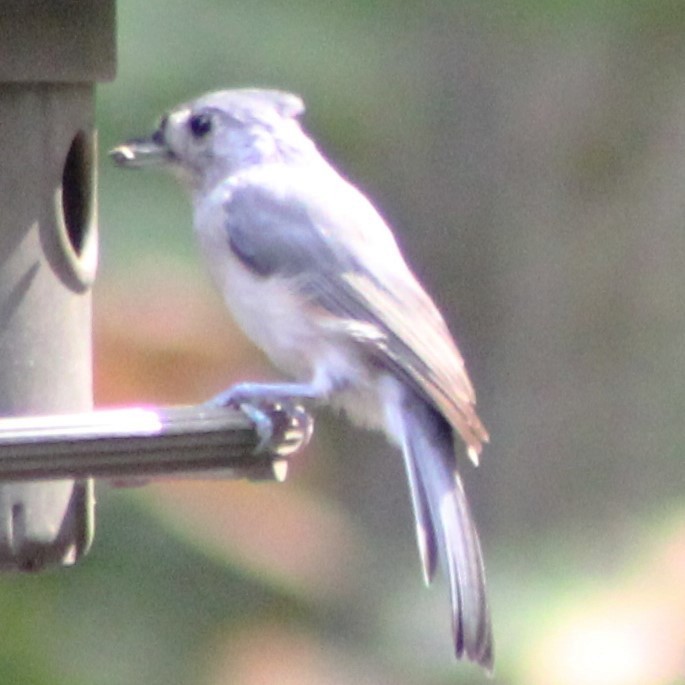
top-left (217, 259), bottom-right (321, 378)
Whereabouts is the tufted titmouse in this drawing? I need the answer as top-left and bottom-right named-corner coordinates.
top-left (110, 89), bottom-right (493, 669)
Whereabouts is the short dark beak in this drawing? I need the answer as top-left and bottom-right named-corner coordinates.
top-left (109, 132), bottom-right (172, 169)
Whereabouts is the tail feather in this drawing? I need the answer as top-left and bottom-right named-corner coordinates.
top-left (397, 437), bottom-right (438, 585)
top-left (392, 387), bottom-right (493, 669)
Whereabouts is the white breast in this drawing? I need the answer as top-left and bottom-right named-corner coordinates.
top-left (192, 193), bottom-right (348, 383)
top-left (199, 238), bottom-right (308, 368)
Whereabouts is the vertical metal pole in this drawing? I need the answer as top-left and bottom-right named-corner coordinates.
top-left (0, 1), bottom-right (115, 570)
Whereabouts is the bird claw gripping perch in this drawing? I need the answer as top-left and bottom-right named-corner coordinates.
top-left (241, 399), bottom-right (314, 456)
top-left (207, 386), bottom-right (314, 457)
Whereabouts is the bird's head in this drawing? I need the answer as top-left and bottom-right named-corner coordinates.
top-left (110, 89), bottom-right (310, 191)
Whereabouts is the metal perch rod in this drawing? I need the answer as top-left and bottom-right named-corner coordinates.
top-left (0, 404), bottom-right (313, 483)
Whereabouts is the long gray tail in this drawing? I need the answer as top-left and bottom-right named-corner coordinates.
top-left (389, 386), bottom-right (493, 669)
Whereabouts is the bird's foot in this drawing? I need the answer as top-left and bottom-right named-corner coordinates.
top-left (206, 383), bottom-right (315, 456)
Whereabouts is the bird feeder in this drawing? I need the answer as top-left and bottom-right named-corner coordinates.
top-left (0, 0), bottom-right (313, 572)
top-left (0, 0), bottom-right (114, 570)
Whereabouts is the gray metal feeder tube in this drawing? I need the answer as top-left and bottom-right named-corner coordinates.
top-left (0, 1), bottom-right (115, 570)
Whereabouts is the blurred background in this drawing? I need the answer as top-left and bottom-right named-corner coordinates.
top-left (4, 1), bottom-right (685, 683)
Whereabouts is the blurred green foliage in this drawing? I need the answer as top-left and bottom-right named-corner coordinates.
top-left (4, 1), bottom-right (685, 684)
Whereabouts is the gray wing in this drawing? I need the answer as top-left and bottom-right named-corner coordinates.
top-left (224, 171), bottom-right (488, 456)
top-left (226, 183), bottom-right (343, 277)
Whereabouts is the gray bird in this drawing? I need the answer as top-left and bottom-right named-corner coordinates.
top-left (110, 89), bottom-right (493, 669)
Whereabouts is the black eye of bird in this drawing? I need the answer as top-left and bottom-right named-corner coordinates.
top-left (189, 112), bottom-right (213, 139)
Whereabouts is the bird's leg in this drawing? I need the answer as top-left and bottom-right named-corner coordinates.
top-left (206, 382), bottom-right (319, 455)
top-left (208, 381), bottom-right (321, 406)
